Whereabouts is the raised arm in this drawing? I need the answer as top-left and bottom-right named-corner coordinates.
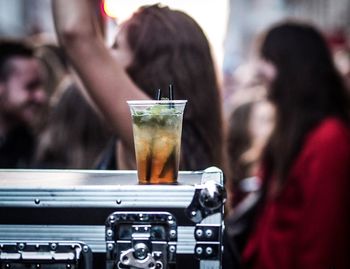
top-left (52, 0), bottom-right (149, 153)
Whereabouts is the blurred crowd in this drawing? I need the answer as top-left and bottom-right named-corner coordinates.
top-left (0, 1), bottom-right (350, 268)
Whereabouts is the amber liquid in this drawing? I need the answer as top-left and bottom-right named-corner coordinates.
top-left (132, 115), bottom-right (182, 184)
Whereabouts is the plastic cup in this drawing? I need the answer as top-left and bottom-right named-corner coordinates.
top-left (127, 100), bottom-right (187, 184)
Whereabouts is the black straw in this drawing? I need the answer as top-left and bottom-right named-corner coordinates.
top-left (168, 84), bottom-right (174, 100)
top-left (168, 84), bottom-right (174, 108)
top-left (156, 88), bottom-right (162, 100)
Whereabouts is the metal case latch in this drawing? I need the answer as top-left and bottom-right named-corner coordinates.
top-left (185, 180), bottom-right (225, 223)
top-left (105, 212), bottom-right (177, 269)
top-left (0, 241), bottom-right (91, 269)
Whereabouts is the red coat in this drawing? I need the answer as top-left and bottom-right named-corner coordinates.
top-left (242, 117), bottom-right (350, 269)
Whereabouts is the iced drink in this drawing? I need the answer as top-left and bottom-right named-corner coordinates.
top-left (127, 100), bottom-right (187, 184)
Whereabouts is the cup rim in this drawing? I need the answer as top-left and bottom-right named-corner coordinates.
top-left (127, 100), bottom-right (187, 105)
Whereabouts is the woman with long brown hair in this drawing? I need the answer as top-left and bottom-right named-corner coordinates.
top-left (241, 21), bottom-right (350, 269)
top-left (52, 1), bottom-right (223, 171)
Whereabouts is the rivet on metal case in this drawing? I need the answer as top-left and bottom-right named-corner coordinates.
top-left (18, 243), bottom-right (25, 250)
top-left (107, 243), bottom-right (114, 251)
top-left (50, 243), bottom-right (57, 250)
top-left (206, 247), bottom-right (213, 255)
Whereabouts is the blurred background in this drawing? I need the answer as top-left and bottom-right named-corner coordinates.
top-left (1, 0), bottom-right (350, 112)
top-left (0, 0), bottom-right (350, 72)
top-left (1, 0), bottom-right (349, 76)
top-left (0, 0), bottom-right (350, 82)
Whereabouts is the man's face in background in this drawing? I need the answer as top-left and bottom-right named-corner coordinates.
top-left (0, 57), bottom-right (47, 130)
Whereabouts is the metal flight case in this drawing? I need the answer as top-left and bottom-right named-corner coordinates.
top-left (0, 167), bottom-right (225, 269)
